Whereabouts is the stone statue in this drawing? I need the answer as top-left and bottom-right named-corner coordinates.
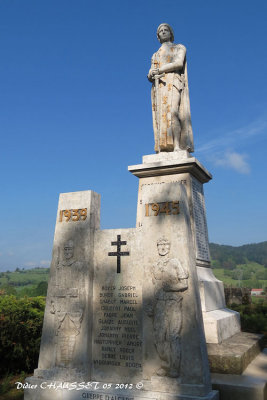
top-left (148, 23), bottom-right (194, 153)
top-left (147, 237), bottom-right (188, 378)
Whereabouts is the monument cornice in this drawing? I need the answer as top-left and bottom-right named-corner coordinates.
top-left (128, 156), bottom-right (212, 183)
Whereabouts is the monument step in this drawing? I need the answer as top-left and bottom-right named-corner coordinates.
top-left (211, 348), bottom-right (267, 400)
top-left (207, 332), bottom-right (265, 374)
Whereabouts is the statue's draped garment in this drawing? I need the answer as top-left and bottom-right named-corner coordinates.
top-left (151, 43), bottom-right (194, 153)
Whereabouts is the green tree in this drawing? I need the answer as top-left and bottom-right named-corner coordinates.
top-left (211, 259), bottom-right (220, 269)
top-left (242, 270), bottom-right (251, 280)
top-left (222, 259), bottom-right (235, 270)
top-left (34, 281), bottom-right (48, 296)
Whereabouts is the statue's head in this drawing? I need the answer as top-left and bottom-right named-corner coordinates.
top-left (157, 237), bottom-right (170, 256)
top-left (157, 23), bottom-right (174, 43)
top-left (63, 240), bottom-right (74, 260)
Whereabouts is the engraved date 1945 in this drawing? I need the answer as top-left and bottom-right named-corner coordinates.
top-left (145, 201), bottom-right (179, 217)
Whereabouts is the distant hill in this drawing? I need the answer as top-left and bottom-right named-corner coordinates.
top-left (209, 242), bottom-right (267, 289)
top-left (0, 267), bottom-right (49, 297)
top-left (0, 242), bottom-right (266, 295)
top-left (209, 241), bottom-right (267, 269)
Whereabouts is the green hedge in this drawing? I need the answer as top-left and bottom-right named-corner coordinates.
top-left (229, 303), bottom-right (267, 335)
top-left (0, 295), bottom-right (45, 376)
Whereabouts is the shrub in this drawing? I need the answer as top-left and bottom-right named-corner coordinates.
top-left (0, 295), bottom-right (45, 376)
top-left (229, 303), bottom-right (267, 336)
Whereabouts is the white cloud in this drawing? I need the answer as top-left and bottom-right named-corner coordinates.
top-left (198, 116), bottom-right (267, 154)
top-left (24, 261), bottom-right (37, 267)
top-left (40, 260), bottom-right (51, 266)
top-left (214, 151), bottom-right (250, 174)
top-left (196, 115), bottom-right (267, 174)
top-left (24, 260), bottom-right (50, 268)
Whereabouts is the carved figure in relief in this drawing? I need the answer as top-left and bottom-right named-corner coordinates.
top-left (148, 23), bottom-right (194, 153)
top-left (56, 312), bottom-right (83, 367)
top-left (51, 240), bottom-right (84, 367)
top-left (56, 240), bottom-right (83, 291)
top-left (147, 237), bottom-right (188, 378)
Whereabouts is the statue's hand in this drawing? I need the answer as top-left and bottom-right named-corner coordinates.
top-left (147, 68), bottom-right (159, 81)
top-left (151, 68), bottom-right (159, 77)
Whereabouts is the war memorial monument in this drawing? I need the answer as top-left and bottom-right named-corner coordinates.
top-left (24, 23), bottom-right (265, 400)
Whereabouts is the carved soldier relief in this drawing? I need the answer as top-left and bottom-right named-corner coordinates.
top-left (147, 237), bottom-right (188, 378)
top-left (50, 240), bottom-right (85, 367)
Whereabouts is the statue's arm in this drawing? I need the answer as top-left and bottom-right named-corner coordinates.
top-left (176, 261), bottom-right (188, 292)
top-left (164, 278), bottom-right (188, 292)
top-left (163, 259), bottom-right (188, 292)
top-left (159, 45), bottom-right (186, 74)
top-left (175, 278), bottom-right (188, 292)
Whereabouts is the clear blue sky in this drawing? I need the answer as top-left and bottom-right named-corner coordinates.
top-left (0, 0), bottom-right (266, 271)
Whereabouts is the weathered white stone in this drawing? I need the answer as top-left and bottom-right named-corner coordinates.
top-left (197, 267), bottom-right (240, 343)
top-left (148, 23), bottom-right (194, 153)
top-left (143, 150), bottom-right (192, 163)
top-left (140, 180), bottom-right (212, 395)
top-left (92, 228), bottom-right (143, 383)
top-left (25, 177), bottom-right (218, 399)
top-left (211, 349), bottom-right (267, 400)
top-left (203, 309), bottom-right (241, 344)
top-left (197, 267), bottom-right (225, 312)
top-left (24, 379), bottom-right (219, 400)
top-left (24, 378), bottom-right (62, 400)
top-left (129, 154), bottom-right (241, 345)
top-left (129, 155), bottom-right (212, 183)
top-left (34, 190), bottom-right (100, 380)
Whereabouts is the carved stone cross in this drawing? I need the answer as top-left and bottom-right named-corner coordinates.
top-left (108, 234), bottom-right (130, 273)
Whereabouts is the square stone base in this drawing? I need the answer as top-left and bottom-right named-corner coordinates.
top-left (24, 378), bottom-right (219, 400)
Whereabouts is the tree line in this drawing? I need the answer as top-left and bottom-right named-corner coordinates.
top-left (210, 241), bottom-right (267, 269)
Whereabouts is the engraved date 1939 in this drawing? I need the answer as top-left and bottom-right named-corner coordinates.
top-left (59, 208), bottom-right (87, 222)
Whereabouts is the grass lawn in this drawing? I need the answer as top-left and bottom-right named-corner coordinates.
top-left (212, 266), bottom-right (267, 289)
top-left (0, 268), bottom-right (49, 288)
top-left (212, 268), bottom-right (236, 286)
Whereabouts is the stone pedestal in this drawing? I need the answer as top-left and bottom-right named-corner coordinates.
top-left (128, 152), bottom-right (240, 344)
